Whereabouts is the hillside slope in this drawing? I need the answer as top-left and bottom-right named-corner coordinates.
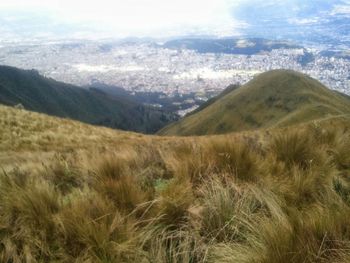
top-left (0, 65), bottom-right (176, 133)
top-left (159, 70), bottom-right (350, 135)
top-left (1, 104), bottom-right (350, 263)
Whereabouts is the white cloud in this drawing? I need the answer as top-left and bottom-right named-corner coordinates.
top-left (0, 0), bottom-right (243, 37)
top-left (332, 4), bottom-right (350, 15)
top-left (288, 18), bottom-right (320, 25)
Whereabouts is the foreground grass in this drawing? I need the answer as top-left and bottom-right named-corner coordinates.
top-left (1, 106), bottom-right (350, 262)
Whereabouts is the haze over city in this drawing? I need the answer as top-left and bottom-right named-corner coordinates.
top-left (0, 0), bottom-right (243, 38)
top-left (0, 0), bottom-right (349, 40)
top-left (1, 0), bottom-right (350, 117)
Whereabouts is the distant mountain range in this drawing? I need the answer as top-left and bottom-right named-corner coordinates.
top-left (159, 70), bottom-right (350, 136)
top-left (0, 65), bottom-right (177, 133)
top-left (163, 38), bottom-right (301, 55)
top-left (162, 38), bottom-right (315, 66)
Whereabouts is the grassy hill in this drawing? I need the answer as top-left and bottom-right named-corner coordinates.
top-left (0, 104), bottom-right (177, 171)
top-left (159, 70), bottom-right (350, 136)
top-left (1, 104), bottom-right (350, 262)
top-left (0, 65), bottom-right (177, 133)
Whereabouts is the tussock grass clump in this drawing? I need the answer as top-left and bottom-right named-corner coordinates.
top-left (1, 122), bottom-right (350, 262)
top-left (43, 155), bottom-right (83, 194)
top-left (166, 142), bottom-right (214, 186)
top-left (167, 138), bottom-right (261, 186)
top-left (143, 226), bottom-right (206, 263)
top-left (272, 165), bottom-right (336, 209)
top-left (200, 179), bottom-right (257, 243)
top-left (330, 133), bottom-right (350, 171)
top-left (269, 129), bottom-right (319, 169)
top-left (200, 178), bottom-right (284, 244)
top-left (309, 123), bottom-right (340, 146)
top-left (92, 154), bottom-right (151, 214)
top-left (0, 169), bottom-right (60, 261)
top-left (157, 178), bottom-right (194, 227)
top-left (209, 138), bottom-right (261, 182)
top-left (208, 204), bottom-right (350, 263)
top-left (57, 192), bottom-right (143, 262)
top-left (309, 124), bottom-right (350, 171)
top-left (256, 206), bottom-right (350, 263)
top-left (333, 176), bottom-right (350, 205)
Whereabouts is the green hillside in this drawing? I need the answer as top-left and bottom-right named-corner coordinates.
top-left (159, 70), bottom-right (350, 136)
top-left (0, 65), bottom-right (177, 133)
top-left (1, 68), bottom-right (350, 262)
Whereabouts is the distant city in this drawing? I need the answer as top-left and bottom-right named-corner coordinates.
top-left (0, 38), bottom-right (349, 116)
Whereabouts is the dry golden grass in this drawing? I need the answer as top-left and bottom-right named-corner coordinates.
top-left (1, 105), bottom-right (350, 262)
top-left (0, 105), bottom-right (178, 171)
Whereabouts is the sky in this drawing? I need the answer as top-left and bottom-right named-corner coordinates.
top-left (0, 0), bottom-right (243, 38)
top-left (0, 0), bottom-right (349, 40)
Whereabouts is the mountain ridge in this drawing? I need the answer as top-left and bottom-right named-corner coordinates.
top-left (0, 65), bottom-right (177, 133)
top-left (159, 69), bottom-right (350, 136)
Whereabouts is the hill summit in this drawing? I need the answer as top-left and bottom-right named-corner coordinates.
top-left (159, 70), bottom-right (350, 136)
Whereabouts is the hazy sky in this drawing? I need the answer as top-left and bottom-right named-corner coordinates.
top-left (0, 0), bottom-right (349, 39)
top-left (0, 0), bottom-right (244, 37)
